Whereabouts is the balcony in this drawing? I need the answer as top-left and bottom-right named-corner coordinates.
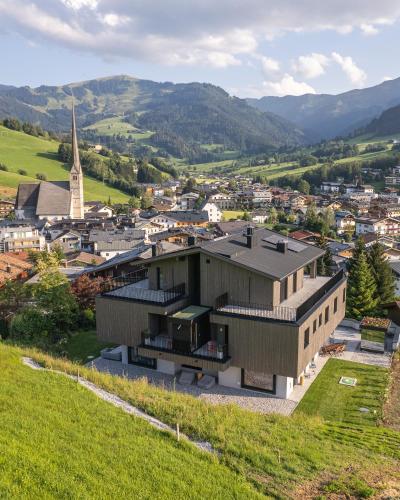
top-left (215, 269), bottom-right (345, 323)
top-left (138, 332), bottom-right (231, 370)
top-left (102, 268), bottom-right (186, 306)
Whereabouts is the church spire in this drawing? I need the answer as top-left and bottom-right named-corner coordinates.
top-left (69, 96), bottom-right (84, 219)
top-left (71, 97), bottom-right (82, 173)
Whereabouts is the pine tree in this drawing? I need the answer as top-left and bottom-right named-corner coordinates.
top-left (316, 235), bottom-right (334, 276)
top-left (346, 243), bottom-right (378, 320)
top-left (368, 242), bottom-right (396, 307)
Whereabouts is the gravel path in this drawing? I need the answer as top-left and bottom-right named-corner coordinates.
top-left (21, 357), bottom-right (214, 454)
top-left (90, 357), bottom-right (297, 415)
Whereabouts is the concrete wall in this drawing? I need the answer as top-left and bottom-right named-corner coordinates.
top-left (157, 359), bottom-right (179, 375)
top-left (276, 375), bottom-right (294, 398)
top-left (218, 366), bottom-right (241, 389)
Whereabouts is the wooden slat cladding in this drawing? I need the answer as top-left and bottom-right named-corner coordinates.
top-left (200, 254), bottom-right (277, 306)
top-left (137, 347), bottom-right (231, 372)
top-left (210, 279), bottom-right (347, 378)
top-left (297, 281), bottom-right (346, 374)
top-left (148, 256), bottom-right (189, 290)
top-left (95, 296), bottom-right (189, 345)
top-left (210, 312), bottom-right (299, 378)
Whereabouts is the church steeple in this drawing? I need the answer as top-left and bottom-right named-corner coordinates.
top-left (69, 98), bottom-right (84, 219)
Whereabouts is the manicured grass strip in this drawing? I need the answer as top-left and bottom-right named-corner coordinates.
top-left (0, 346), bottom-right (259, 499)
top-left (295, 358), bottom-right (388, 426)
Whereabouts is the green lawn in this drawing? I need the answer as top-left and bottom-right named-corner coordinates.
top-left (361, 329), bottom-right (386, 343)
top-left (0, 345), bottom-right (258, 499)
top-left (0, 126), bottom-right (129, 203)
top-left (296, 358), bottom-right (388, 426)
top-left (23, 346), bottom-right (400, 498)
top-left (222, 210), bottom-right (245, 220)
top-left (62, 329), bottom-right (114, 363)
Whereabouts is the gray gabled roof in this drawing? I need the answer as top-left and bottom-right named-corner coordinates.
top-left (15, 183), bottom-right (40, 210)
top-left (202, 227), bottom-right (324, 280)
top-left (36, 181), bottom-right (71, 215)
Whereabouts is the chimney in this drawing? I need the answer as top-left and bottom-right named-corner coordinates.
top-left (277, 240), bottom-right (288, 253)
top-left (6, 264), bottom-right (11, 273)
top-left (246, 226), bottom-right (255, 249)
top-left (187, 235), bottom-right (196, 247)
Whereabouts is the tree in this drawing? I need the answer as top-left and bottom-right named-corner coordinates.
top-left (346, 239), bottom-right (378, 319)
top-left (242, 211), bottom-right (252, 221)
top-left (368, 242), bottom-right (396, 307)
top-left (10, 307), bottom-right (54, 347)
top-left (128, 196), bottom-right (141, 209)
top-left (298, 179), bottom-right (310, 195)
top-left (269, 207), bottom-right (278, 224)
top-left (141, 193), bottom-right (153, 209)
top-left (316, 235), bottom-right (334, 276)
top-left (71, 274), bottom-right (104, 310)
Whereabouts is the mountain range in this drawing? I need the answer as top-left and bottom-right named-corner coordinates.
top-left (0, 76), bottom-right (308, 160)
top-left (247, 77), bottom-right (400, 140)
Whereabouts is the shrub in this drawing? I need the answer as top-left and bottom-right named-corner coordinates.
top-left (79, 308), bottom-right (95, 328)
top-left (10, 307), bottom-right (53, 348)
top-left (0, 163), bottom-right (8, 171)
top-left (18, 169), bottom-right (28, 176)
top-left (36, 173), bottom-right (47, 181)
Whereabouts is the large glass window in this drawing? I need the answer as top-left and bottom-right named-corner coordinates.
top-left (242, 370), bottom-right (276, 393)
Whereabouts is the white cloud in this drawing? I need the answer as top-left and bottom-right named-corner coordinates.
top-left (292, 53), bottom-right (329, 79)
top-left (0, 0), bottom-right (399, 69)
top-left (360, 23), bottom-right (379, 35)
top-left (260, 56), bottom-right (280, 76)
top-left (262, 74), bottom-right (316, 96)
top-left (331, 52), bottom-right (367, 87)
top-left (61, 0), bottom-right (98, 10)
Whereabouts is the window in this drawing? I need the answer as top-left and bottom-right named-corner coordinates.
top-left (304, 328), bottom-right (310, 348)
top-left (325, 306), bottom-right (329, 324)
top-left (319, 313), bottom-right (322, 327)
top-left (293, 272), bottom-right (297, 293)
top-left (313, 319), bottom-right (317, 333)
top-left (343, 288), bottom-right (346, 303)
top-left (334, 297), bottom-right (338, 314)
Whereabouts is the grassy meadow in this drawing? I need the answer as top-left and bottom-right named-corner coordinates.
top-left (0, 344), bottom-right (258, 499)
top-left (0, 126), bottom-right (129, 202)
top-left (5, 344), bottom-right (398, 499)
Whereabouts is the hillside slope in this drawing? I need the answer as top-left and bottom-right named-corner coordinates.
top-left (248, 77), bottom-right (400, 139)
top-left (0, 76), bottom-right (310, 157)
top-left (0, 345), bottom-right (257, 499)
top-left (0, 126), bottom-right (129, 203)
top-left (358, 103), bottom-right (400, 138)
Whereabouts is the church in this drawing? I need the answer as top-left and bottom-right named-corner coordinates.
top-left (15, 103), bottom-right (84, 221)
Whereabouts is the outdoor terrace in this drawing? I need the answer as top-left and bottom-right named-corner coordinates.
top-left (216, 270), bottom-right (345, 323)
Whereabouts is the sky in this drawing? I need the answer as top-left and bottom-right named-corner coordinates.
top-left (1, 0), bottom-right (400, 98)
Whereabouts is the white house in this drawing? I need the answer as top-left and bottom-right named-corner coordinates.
top-left (200, 201), bottom-right (222, 223)
top-left (355, 217), bottom-right (400, 236)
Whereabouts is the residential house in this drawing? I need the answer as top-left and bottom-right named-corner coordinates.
top-left (96, 228), bottom-right (346, 399)
top-left (0, 223), bottom-right (45, 253)
top-left (48, 229), bottom-right (82, 254)
top-left (208, 193), bottom-right (236, 210)
top-left (355, 217), bottom-right (400, 236)
top-left (0, 200), bottom-right (14, 218)
top-left (180, 192), bottom-right (199, 210)
top-left (320, 182), bottom-right (341, 193)
top-left (0, 252), bottom-right (33, 286)
top-left (167, 211), bottom-right (209, 228)
top-left (199, 201), bottom-right (222, 223)
top-left (335, 211), bottom-right (355, 235)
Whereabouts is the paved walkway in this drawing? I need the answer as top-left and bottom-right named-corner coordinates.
top-left (331, 326), bottom-right (392, 368)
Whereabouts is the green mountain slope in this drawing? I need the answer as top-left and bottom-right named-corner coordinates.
top-left (0, 126), bottom-right (129, 202)
top-left (0, 76), bottom-right (310, 159)
top-left (247, 76), bottom-right (400, 140)
top-left (357, 103), bottom-right (400, 138)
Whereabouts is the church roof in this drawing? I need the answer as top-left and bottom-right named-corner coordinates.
top-left (36, 181), bottom-right (71, 215)
top-left (15, 183), bottom-right (40, 210)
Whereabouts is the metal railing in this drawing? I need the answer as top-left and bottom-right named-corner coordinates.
top-left (215, 269), bottom-right (345, 323)
top-left (102, 267), bottom-right (148, 293)
top-left (296, 269), bottom-right (345, 321)
top-left (141, 332), bottom-right (229, 362)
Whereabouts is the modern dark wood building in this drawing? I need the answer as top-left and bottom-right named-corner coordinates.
top-left (96, 227), bottom-right (347, 398)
